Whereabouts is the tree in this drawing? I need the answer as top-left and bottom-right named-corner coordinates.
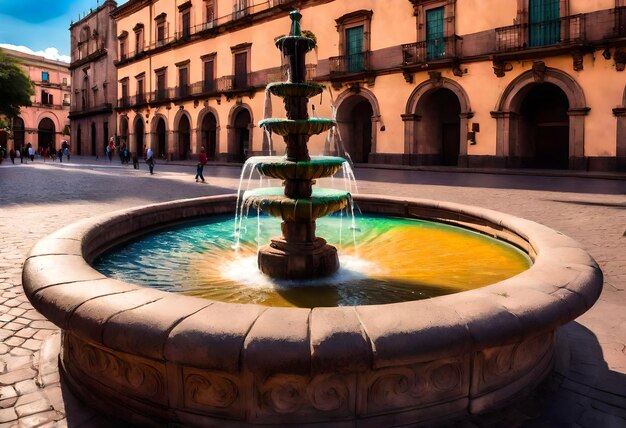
top-left (0, 49), bottom-right (34, 119)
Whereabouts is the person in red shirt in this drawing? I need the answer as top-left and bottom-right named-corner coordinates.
top-left (195, 146), bottom-right (207, 183)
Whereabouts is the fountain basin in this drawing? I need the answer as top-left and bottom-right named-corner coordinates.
top-left (275, 35), bottom-right (316, 54)
top-left (21, 194), bottom-right (603, 427)
top-left (267, 82), bottom-right (325, 98)
top-left (259, 118), bottom-right (335, 136)
top-left (253, 156), bottom-right (345, 180)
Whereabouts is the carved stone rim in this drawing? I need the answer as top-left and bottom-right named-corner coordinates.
top-left (22, 194), bottom-right (603, 373)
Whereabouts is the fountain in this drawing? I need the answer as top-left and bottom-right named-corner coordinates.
top-left (249, 10), bottom-right (347, 280)
top-left (21, 11), bottom-right (603, 428)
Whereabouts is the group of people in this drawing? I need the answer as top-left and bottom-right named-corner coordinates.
top-left (3, 142), bottom-right (71, 165)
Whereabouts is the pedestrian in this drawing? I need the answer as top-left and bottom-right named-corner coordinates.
top-left (19, 146), bottom-right (25, 163)
top-left (42, 147), bottom-right (48, 162)
top-left (9, 149), bottom-right (15, 164)
top-left (145, 146), bottom-right (154, 175)
top-left (28, 144), bottom-right (35, 162)
top-left (64, 146), bottom-right (70, 161)
top-left (58, 148), bottom-right (63, 162)
top-left (195, 146), bottom-right (207, 183)
top-left (107, 138), bottom-right (115, 162)
top-left (15, 148), bottom-right (21, 163)
top-left (132, 151), bottom-right (139, 169)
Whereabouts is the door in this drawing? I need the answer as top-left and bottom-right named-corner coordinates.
top-left (441, 123), bottom-right (460, 166)
top-left (426, 7), bottom-right (445, 60)
top-left (346, 26), bottom-right (364, 72)
top-left (529, 0), bottom-right (560, 47)
top-left (182, 11), bottom-right (191, 38)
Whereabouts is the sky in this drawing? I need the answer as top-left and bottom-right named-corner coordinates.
top-left (0, 0), bottom-right (128, 63)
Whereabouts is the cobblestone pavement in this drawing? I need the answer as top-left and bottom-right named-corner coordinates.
top-left (0, 156), bottom-right (624, 427)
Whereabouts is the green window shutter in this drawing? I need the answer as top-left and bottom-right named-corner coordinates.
top-left (426, 7), bottom-right (445, 61)
top-left (346, 26), bottom-right (364, 72)
top-left (529, 0), bottom-right (560, 47)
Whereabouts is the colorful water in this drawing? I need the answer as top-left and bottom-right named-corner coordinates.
top-left (95, 215), bottom-right (531, 308)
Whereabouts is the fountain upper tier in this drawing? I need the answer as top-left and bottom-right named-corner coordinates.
top-left (267, 82), bottom-right (325, 98)
top-left (258, 118), bottom-right (335, 137)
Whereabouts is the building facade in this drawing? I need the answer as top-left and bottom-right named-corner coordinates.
top-left (110, 0), bottom-right (626, 171)
top-left (69, 0), bottom-right (119, 157)
top-left (2, 48), bottom-right (71, 153)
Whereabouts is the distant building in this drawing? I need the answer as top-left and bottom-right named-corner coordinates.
top-left (107, 0), bottom-right (626, 170)
top-left (69, 0), bottom-right (118, 157)
top-left (2, 48), bottom-right (71, 153)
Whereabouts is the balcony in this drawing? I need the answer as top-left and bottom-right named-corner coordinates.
top-left (495, 14), bottom-right (585, 53)
top-left (402, 36), bottom-right (457, 66)
top-left (175, 85), bottom-right (190, 99)
top-left (329, 52), bottom-right (371, 75)
top-left (611, 7), bottom-right (626, 38)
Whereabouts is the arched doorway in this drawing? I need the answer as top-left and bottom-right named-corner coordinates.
top-left (38, 118), bottom-right (55, 151)
top-left (119, 117), bottom-right (129, 153)
top-left (232, 109), bottom-right (251, 163)
top-left (177, 115), bottom-right (191, 160)
top-left (519, 83), bottom-right (569, 169)
top-left (90, 123), bottom-right (96, 156)
top-left (201, 112), bottom-right (218, 160)
top-left (134, 117), bottom-right (144, 156)
top-left (13, 117), bottom-right (24, 149)
top-left (336, 95), bottom-right (374, 163)
top-left (155, 118), bottom-right (167, 159)
top-left (418, 88), bottom-right (461, 166)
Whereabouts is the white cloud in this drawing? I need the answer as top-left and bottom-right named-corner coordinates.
top-left (0, 43), bottom-right (70, 63)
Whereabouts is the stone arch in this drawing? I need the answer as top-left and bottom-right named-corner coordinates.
top-left (228, 104), bottom-right (254, 163)
top-left (403, 78), bottom-right (472, 166)
top-left (131, 114), bottom-right (146, 155)
top-left (197, 107), bottom-right (220, 160)
top-left (614, 86), bottom-right (626, 171)
top-left (492, 67), bottom-right (589, 169)
top-left (174, 109), bottom-right (193, 160)
top-left (150, 114), bottom-right (169, 159)
top-left (334, 87), bottom-right (381, 163)
top-left (12, 116), bottom-right (25, 149)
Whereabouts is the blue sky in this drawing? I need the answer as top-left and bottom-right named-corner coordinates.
top-left (0, 0), bottom-right (128, 62)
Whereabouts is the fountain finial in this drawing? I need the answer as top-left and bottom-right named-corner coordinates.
top-left (289, 10), bottom-right (303, 37)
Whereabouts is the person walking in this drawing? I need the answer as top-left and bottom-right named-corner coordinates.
top-left (106, 138), bottom-right (115, 162)
top-left (28, 144), bottom-right (35, 162)
top-left (64, 146), bottom-right (70, 161)
top-left (19, 146), bottom-right (25, 163)
top-left (58, 148), bottom-right (63, 163)
top-left (145, 146), bottom-right (154, 175)
top-left (9, 149), bottom-right (15, 164)
top-left (195, 146), bottom-right (207, 183)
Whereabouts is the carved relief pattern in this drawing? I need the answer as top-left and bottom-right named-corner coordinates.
top-left (479, 331), bottom-right (554, 390)
top-left (367, 359), bottom-right (465, 413)
top-left (66, 334), bottom-right (165, 401)
top-left (186, 373), bottom-right (238, 409)
top-left (258, 374), bottom-right (350, 416)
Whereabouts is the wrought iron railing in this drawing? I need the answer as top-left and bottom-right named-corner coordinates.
top-left (329, 52), bottom-right (371, 74)
top-left (402, 36), bottom-right (456, 65)
top-left (613, 7), bottom-right (626, 37)
top-left (495, 14), bottom-right (585, 52)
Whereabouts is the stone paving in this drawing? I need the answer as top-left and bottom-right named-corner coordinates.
top-left (0, 156), bottom-right (624, 427)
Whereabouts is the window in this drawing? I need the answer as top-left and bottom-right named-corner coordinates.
top-left (136, 74), bottom-right (145, 104)
top-left (134, 24), bottom-right (144, 54)
top-left (42, 71), bottom-right (49, 82)
top-left (426, 7), bottom-right (445, 60)
top-left (179, 2), bottom-right (192, 39)
top-left (234, 0), bottom-right (248, 19)
top-left (177, 61), bottom-right (190, 97)
top-left (63, 94), bottom-right (70, 106)
top-left (529, 0), bottom-right (560, 47)
top-left (155, 67), bottom-right (167, 100)
top-left (155, 13), bottom-right (168, 47)
top-left (120, 79), bottom-right (129, 107)
top-left (232, 43), bottom-right (251, 89)
top-left (118, 31), bottom-right (128, 60)
top-left (204, 0), bottom-right (215, 28)
top-left (334, 10), bottom-right (373, 73)
top-left (202, 53), bottom-right (216, 93)
top-left (62, 77), bottom-right (68, 85)
top-left (41, 90), bottom-right (53, 105)
top-left (82, 75), bottom-right (90, 109)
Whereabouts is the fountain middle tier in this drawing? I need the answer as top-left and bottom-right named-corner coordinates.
top-left (243, 187), bottom-right (350, 222)
top-left (259, 118), bottom-right (335, 136)
top-left (253, 155), bottom-right (345, 180)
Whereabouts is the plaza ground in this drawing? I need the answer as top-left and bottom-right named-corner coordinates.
top-left (0, 157), bottom-right (625, 427)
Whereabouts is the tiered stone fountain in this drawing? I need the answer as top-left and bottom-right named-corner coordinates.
top-left (246, 10), bottom-right (348, 279)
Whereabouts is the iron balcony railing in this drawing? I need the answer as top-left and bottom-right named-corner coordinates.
top-left (402, 36), bottom-right (457, 65)
top-left (495, 14), bottom-right (585, 52)
top-left (329, 52), bottom-right (371, 74)
top-left (612, 7), bottom-right (626, 38)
